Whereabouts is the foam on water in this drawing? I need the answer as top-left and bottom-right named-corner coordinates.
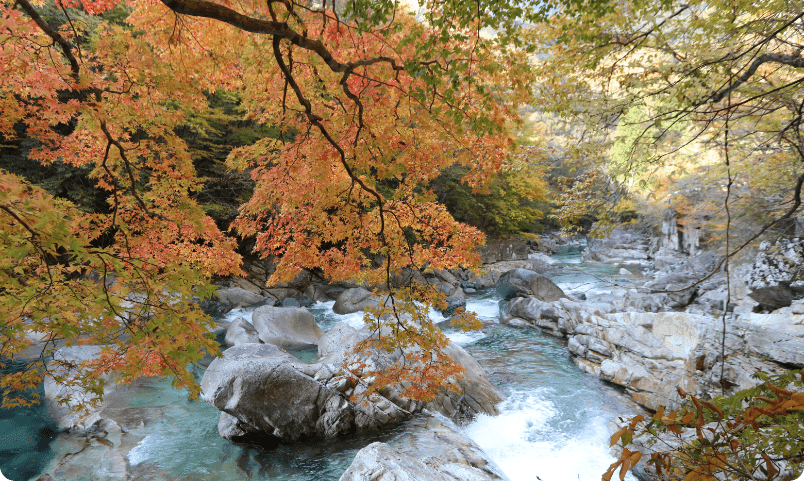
top-left (465, 297), bottom-right (500, 322)
top-left (222, 307), bottom-right (254, 324)
top-left (444, 329), bottom-right (487, 345)
top-left (464, 390), bottom-right (636, 481)
top-left (127, 434), bottom-right (154, 466)
top-left (308, 300), bottom-right (367, 331)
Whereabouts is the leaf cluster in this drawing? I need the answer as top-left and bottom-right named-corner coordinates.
top-left (608, 371), bottom-right (804, 481)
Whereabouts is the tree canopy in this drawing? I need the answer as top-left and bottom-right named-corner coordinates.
top-left (0, 0), bottom-right (552, 407)
top-left (534, 0), bottom-right (804, 244)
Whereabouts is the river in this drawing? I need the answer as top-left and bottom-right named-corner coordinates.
top-left (0, 245), bottom-right (641, 481)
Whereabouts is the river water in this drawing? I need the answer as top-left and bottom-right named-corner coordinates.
top-left (0, 245), bottom-right (641, 481)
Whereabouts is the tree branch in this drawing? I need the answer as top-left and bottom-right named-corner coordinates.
top-left (159, 0), bottom-right (403, 74)
top-left (15, 0), bottom-right (80, 81)
top-left (707, 53), bottom-right (804, 104)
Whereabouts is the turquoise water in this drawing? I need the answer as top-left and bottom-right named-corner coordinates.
top-left (1, 247), bottom-right (641, 481)
top-left (0, 361), bottom-right (58, 481)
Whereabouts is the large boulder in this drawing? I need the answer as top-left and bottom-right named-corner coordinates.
top-left (200, 343), bottom-right (364, 440)
top-left (341, 442), bottom-right (457, 481)
top-left (340, 415), bottom-right (509, 481)
top-left (746, 238), bottom-right (804, 310)
top-left (251, 305), bottom-right (323, 348)
top-left (426, 342), bottom-right (503, 419)
top-left (738, 311), bottom-right (804, 367)
top-left (333, 287), bottom-right (377, 314)
top-left (582, 229), bottom-right (650, 263)
top-left (495, 268), bottom-right (567, 302)
top-left (320, 322), bottom-right (503, 419)
top-left (563, 310), bottom-right (796, 410)
top-left (203, 324), bottom-right (502, 441)
top-left (317, 321), bottom-right (364, 363)
top-left (501, 297), bottom-right (563, 333)
top-left (441, 288), bottom-right (467, 317)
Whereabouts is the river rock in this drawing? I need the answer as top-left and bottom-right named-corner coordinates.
top-left (495, 268), bottom-right (567, 302)
top-left (204, 324), bottom-right (502, 441)
top-left (527, 252), bottom-right (560, 274)
top-left (503, 292), bottom-right (802, 411)
top-left (582, 229), bottom-right (650, 263)
top-left (429, 269), bottom-right (461, 296)
top-left (340, 442), bottom-right (456, 481)
top-left (746, 238), bottom-right (804, 310)
top-left (323, 322), bottom-right (503, 419)
top-left (441, 288), bottom-right (467, 317)
top-left (263, 287), bottom-right (303, 302)
top-left (340, 415), bottom-right (509, 481)
top-left (477, 240), bottom-right (530, 264)
top-left (738, 312), bottom-right (804, 366)
top-left (44, 346), bottom-right (118, 431)
top-left (424, 342), bottom-right (503, 419)
top-left (318, 322), bottom-right (363, 363)
top-left (214, 286), bottom-right (267, 307)
top-left (501, 297), bottom-right (563, 333)
top-left (333, 287), bottom-right (376, 314)
top-left (224, 316), bottom-right (261, 347)
top-left (34, 417), bottom-right (129, 481)
top-left (251, 305), bottom-right (323, 348)
top-left (201, 343), bottom-right (361, 440)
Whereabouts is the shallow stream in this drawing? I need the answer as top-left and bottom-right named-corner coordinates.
top-left (1, 245), bottom-right (642, 481)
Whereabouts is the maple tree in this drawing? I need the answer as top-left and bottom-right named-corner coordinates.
top-left (607, 370), bottom-right (804, 481)
top-left (0, 0), bottom-right (559, 408)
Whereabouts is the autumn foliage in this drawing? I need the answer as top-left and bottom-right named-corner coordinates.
top-left (607, 370), bottom-right (804, 481)
top-left (0, 0), bottom-right (534, 407)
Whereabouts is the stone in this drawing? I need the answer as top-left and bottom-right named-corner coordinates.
top-left (340, 442), bottom-right (455, 481)
top-left (318, 322), bottom-right (363, 363)
top-left (204, 324), bottom-right (502, 441)
top-left (495, 268), bottom-right (567, 302)
top-left (746, 238), bottom-right (804, 310)
top-left (201, 343), bottom-right (357, 440)
top-left (251, 305), bottom-right (324, 348)
top-left (501, 297), bottom-right (563, 333)
top-left (333, 287), bottom-right (376, 314)
top-left (582, 229), bottom-right (650, 263)
top-left (44, 346), bottom-right (118, 431)
top-left (425, 342), bottom-right (503, 419)
top-left (340, 415), bottom-right (509, 481)
top-left (224, 316), bottom-right (261, 347)
top-left (303, 283), bottom-right (330, 302)
top-left (476, 240), bottom-right (530, 264)
top-left (281, 297), bottom-right (301, 308)
top-left (263, 287), bottom-right (303, 302)
top-left (214, 286), bottom-right (267, 307)
top-left (441, 288), bottom-right (467, 317)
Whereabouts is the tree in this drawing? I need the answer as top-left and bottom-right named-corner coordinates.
top-left (528, 1), bottom-right (804, 479)
top-left (607, 371), bottom-right (804, 481)
top-left (0, 0), bottom-right (549, 408)
top-left (532, 0), bottom-right (804, 243)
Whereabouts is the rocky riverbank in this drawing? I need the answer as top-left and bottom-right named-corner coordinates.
top-left (25, 230), bottom-right (804, 481)
top-left (498, 230), bottom-right (804, 413)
